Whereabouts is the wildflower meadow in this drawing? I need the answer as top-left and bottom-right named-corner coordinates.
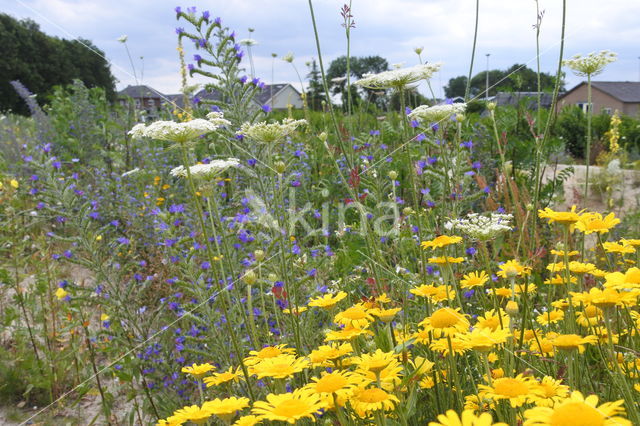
top-left (2, 2), bottom-right (640, 426)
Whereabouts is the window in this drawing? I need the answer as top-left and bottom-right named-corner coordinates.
top-left (576, 102), bottom-right (592, 113)
top-left (602, 107), bottom-right (612, 115)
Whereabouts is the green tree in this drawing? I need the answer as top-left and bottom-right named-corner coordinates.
top-left (305, 59), bottom-right (325, 110)
top-left (326, 55), bottom-right (389, 108)
top-left (0, 13), bottom-right (115, 114)
top-left (444, 64), bottom-right (562, 99)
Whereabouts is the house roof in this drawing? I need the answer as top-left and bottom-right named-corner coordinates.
top-left (165, 83), bottom-right (301, 109)
top-left (118, 85), bottom-right (165, 99)
top-left (561, 81), bottom-right (640, 103)
top-left (495, 91), bottom-right (553, 109)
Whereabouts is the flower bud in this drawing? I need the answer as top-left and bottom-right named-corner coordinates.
top-left (487, 102), bottom-right (496, 111)
top-left (506, 300), bottom-right (519, 316)
top-left (243, 270), bottom-right (257, 285)
top-left (254, 249), bottom-right (265, 261)
top-left (388, 170), bottom-right (398, 180)
top-left (267, 273), bottom-right (278, 282)
top-left (274, 161), bottom-right (286, 174)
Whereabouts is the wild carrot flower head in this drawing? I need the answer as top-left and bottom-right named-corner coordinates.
top-left (409, 103), bottom-right (466, 124)
top-left (445, 212), bottom-right (512, 241)
top-left (354, 63), bottom-right (441, 90)
top-left (237, 118), bottom-right (306, 144)
top-left (563, 50), bottom-right (617, 77)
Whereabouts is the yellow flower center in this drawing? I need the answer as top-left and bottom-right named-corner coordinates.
top-left (257, 347), bottom-right (282, 358)
top-left (493, 378), bottom-right (529, 397)
top-left (272, 399), bottom-right (310, 417)
top-left (549, 402), bottom-right (604, 426)
top-left (430, 308), bottom-right (460, 328)
top-left (358, 388), bottom-right (389, 403)
top-left (315, 375), bottom-right (348, 393)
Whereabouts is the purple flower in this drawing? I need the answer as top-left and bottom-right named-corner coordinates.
top-left (193, 54), bottom-right (202, 62)
top-left (460, 140), bottom-right (473, 149)
top-left (201, 261), bottom-right (211, 270)
top-left (261, 104), bottom-right (272, 113)
top-left (202, 10), bottom-right (210, 20)
top-left (472, 161), bottom-right (482, 170)
top-left (175, 6), bottom-right (181, 14)
top-left (415, 133), bottom-right (426, 141)
top-left (117, 237), bottom-right (130, 245)
top-left (369, 130), bottom-right (380, 136)
top-left (175, 27), bottom-right (184, 35)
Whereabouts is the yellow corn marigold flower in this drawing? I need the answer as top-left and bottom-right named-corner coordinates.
top-left (576, 305), bottom-right (603, 327)
top-left (567, 261), bottom-right (597, 275)
top-left (604, 267), bottom-right (640, 289)
top-left (203, 367), bottom-right (242, 387)
top-left (478, 374), bottom-right (544, 407)
top-left (349, 386), bottom-right (399, 418)
top-left (430, 337), bottom-right (471, 356)
top-left (419, 375), bottom-right (435, 389)
top-left (603, 241), bottom-right (636, 254)
top-left (421, 235), bottom-right (463, 250)
top-left (333, 304), bottom-right (374, 328)
top-left (308, 343), bottom-right (353, 365)
top-left (576, 212), bottom-right (620, 234)
top-left (354, 349), bottom-right (398, 373)
top-left (250, 354), bottom-right (309, 379)
top-left (410, 284), bottom-right (454, 303)
top-left (156, 414), bottom-right (184, 426)
top-left (551, 333), bottom-right (598, 353)
top-left (551, 298), bottom-right (570, 310)
top-left (411, 356), bottom-right (435, 376)
top-left (531, 376), bottom-right (570, 407)
top-left (536, 309), bottom-right (565, 326)
top-left (475, 309), bottom-right (510, 331)
top-left (492, 287), bottom-right (513, 298)
top-left (530, 332), bottom-right (557, 357)
top-left (543, 274), bottom-right (576, 285)
top-left (460, 271), bottom-right (489, 289)
top-left (181, 363), bottom-right (215, 379)
top-left (463, 327), bottom-right (511, 352)
top-left (233, 415), bottom-right (261, 426)
top-left (549, 249), bottom-right (580, 257)
top-left (523, 390), bottom-right (631, 426)
top-left (308, 291), bottom-right (347, 309)
top-left (304, 370), bottom-right (367, 409)
top-left (10, 179), bottom-right (19, 189)
top-left (202, 397), bottom-right (250, 423)
top-left (55, 287), bottom-right (68, 300)
top-left (244, 345), bottom-right (296, 366)
top-left (282, 306), bottom-right (307, 315)
top-left (325, 325), bottom-right (374, 342)
top-left (252, 390), bottom-right (323, 424)
top-left (571, 287), bottom-right (638, 308)
top-left (428, 409), bottom-right (507, 426)
top-left (497, 259), bottom-right (531, 278)
top-left (621, 238), bottom-right (640, 247)
top-left (538, 205), bottom-right (582, 225)
top-left (420, 307), bottom-right (470, 337)
top-left (515, 283), bottom-right (537, 295)
top-left (428, 256), bottom-right (465, 264)
top-left (172, 405), bottom-right (213, 425)
top-left (369, 307), bottom-right (401, 322)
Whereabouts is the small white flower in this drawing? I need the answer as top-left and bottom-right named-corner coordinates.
top-left (237, 118), bottom-right (306, 144)
top-left (408, 103), bottom-right (466, 124)
top-left (563, 50), bottom-right (617, 77)
top-left (122, 167), bottom-right (141, 177)
top-left (117, 35), bottom-right (128, 43)
top-left (354, 63), bottom-right (442, 89)
top-left (129, 113), bottom-right (229, 143)
top-left (170, 158), bottom-right (242, 178)
top-left (445, 212), bottom-right (513, 241)
top-left (239, 38), bottom-right (258, 46)
top-left (282, 52), bottom-right (295, 63)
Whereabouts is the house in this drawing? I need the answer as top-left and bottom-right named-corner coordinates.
top-left (557, 81), bottom-right (640, 115)
top-left (117, 85), bottom-right (165, 120)
top-left (164, 83), bottom-right (303, 111)
top-left (495, 91), bottom-right (553, 109)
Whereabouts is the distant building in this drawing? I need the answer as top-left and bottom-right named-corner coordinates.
top-left (558, 81), bottom-right (640, 115)
top-left (165, 83), bottom-right (303, 111)
top-left (494, 91), bottom-right (553, 109)
top-left (117, 85), bottom-right (164, 121)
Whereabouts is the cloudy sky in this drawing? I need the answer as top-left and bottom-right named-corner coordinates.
top-left (4, 0), bottom-right (640, 98)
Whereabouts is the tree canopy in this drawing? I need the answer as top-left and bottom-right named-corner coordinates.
top-left (444, 64), bottom-right (563, 99)
top-left (326, 55), bottom-right (389, 108)
top-left (0, 13), bottom-right (116, 115)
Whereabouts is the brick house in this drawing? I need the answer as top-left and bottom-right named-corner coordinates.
top-left (117, 85), bottom-right (165, 120)
top-left (557, 81), bottom-right (640, 116)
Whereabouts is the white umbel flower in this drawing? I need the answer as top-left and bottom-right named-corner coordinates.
top-left (445, 212), bottom-right (513, 241)
top-left (563, 50), bottom-right (617, 77)
top-left (122, 167), bottom-right (141, 177)
top-left (238, 118), bottom-right (306, 144)
top-left (129, 113), bottom-right (230, 144)
top-left (354, 63), bottom-right (441, 89)
top-left (170, 158), bottom-right (241, 178)
top-left (408, 103), bottom-right (466, 124)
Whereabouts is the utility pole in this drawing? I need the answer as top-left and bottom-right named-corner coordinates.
top-left (485, 53), bottom-right (491, 101)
